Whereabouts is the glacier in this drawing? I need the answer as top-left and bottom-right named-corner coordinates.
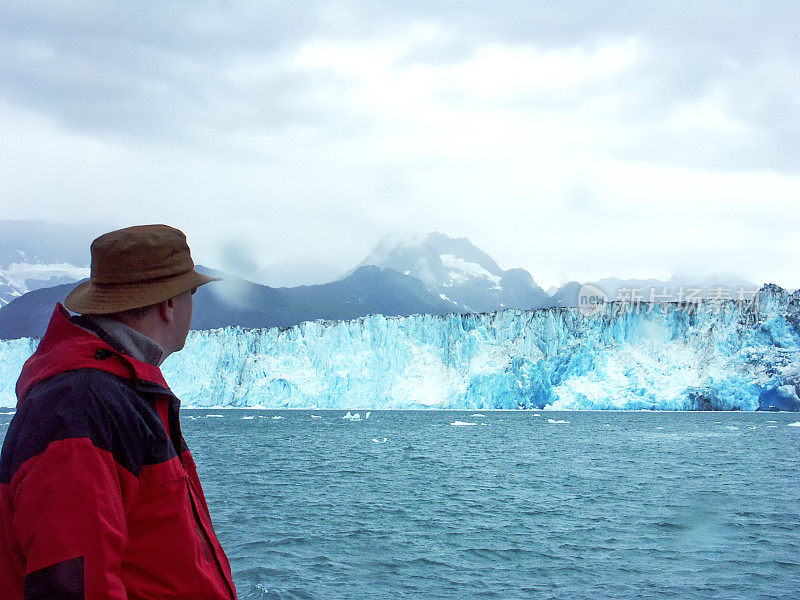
top-left (0, 285), bottom-right (798, 410)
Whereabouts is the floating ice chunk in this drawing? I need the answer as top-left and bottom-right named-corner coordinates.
top-left (365, 411), bottom-right (371, 420)
top-left (471, 414), bottom-right (485, 417)
top-left (451, 421), bottom-right (476, 426)
top-left (766, 420), bottom-right (777, 423)
top-left (205, 414), bottom-right (223, 418)
top-left (0, 411), bottom-right (15, 415)
top-left (788, 422), bottom-right (800, 427)
top-left (242, 416), bottom-right (254, 420)
top-left (547, 419), bottom-right (570, 424)
top-left (311, 415), bottom-right (322, 419)
top-left (656, 427), bottom-right (663, 430)
top-left (272, 416), bottom-right (284, 420)
top-left (533, 414), bottom-right (541, 417)
top-left (371, 437), bottom-right (387, 443)
top-left (343, 411), bottom-right (362, 421)
top-left (725, 425), bottom-right (739, 430)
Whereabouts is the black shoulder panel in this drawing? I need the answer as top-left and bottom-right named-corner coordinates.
top-left (0, 369), bottom-right (178, 484)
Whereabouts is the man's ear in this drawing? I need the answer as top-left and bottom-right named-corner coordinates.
top-left (157, 297), bottom-right (176, 323)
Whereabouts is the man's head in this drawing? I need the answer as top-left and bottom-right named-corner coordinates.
top-left (65, 224), bottom-right (216, 355)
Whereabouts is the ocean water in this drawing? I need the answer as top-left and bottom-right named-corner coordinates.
top-left (183, 410), bottom-right (800, 600)
top-left (2, 410), bottom-right (799, 599)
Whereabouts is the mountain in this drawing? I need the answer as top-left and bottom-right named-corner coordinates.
top-left (190, 265), bottom-right (456, 330)
top-left (0, 220), bottom-right (102, 306)
top-left (0, 281), bottom-right (79, 340)
top-left (358, 232), bottom-right (550, 312)
top-left (0, 265), bottom-right (457, 339)
top-left (547, 281), bottom-right (584, 308)
top-left (0, 220), bottom-right (766, 332)
top-left (549, 273), bottom-right (761, 307)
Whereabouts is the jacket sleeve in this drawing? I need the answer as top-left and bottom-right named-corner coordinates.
top-left (11, 437), bottom-right (138, 600)
top-left (5, 373), bottom-right (144, 600)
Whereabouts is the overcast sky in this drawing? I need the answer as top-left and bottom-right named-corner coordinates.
top-left (1, 1), bottom-right (798, 289)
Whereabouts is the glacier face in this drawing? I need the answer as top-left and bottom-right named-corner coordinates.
top-left (162, 284), bottom-right (799, 410)
top-left (0, 338), bottom-right (39, 404)
top-left (1, 285), bottom-right (798, 410)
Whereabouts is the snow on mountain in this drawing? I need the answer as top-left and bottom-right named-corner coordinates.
top-left (440, 254), bottom-right (502, 288)
top-left (0, 262), bottom-right (89, 306)
top-left (0, 220), bottom-right (99, 306)
top-left (358, 232), bottom-right (550, 312)
top-left (3, 284), bottom-right (796, 410)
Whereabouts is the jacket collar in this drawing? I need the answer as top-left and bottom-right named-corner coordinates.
top-left (74, 314), bottom-right (165, 366)
top-left (15, 303), bottom-right (171, 405)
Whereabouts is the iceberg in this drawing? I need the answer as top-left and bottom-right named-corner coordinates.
top-left (0, 285), bottom-right (798, 410)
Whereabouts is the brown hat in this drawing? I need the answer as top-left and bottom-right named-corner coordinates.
top-left (64, 224), bottom-right (217, 314)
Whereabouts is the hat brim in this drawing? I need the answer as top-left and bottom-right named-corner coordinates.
top-left (64, 269), bottom-right (218, 314)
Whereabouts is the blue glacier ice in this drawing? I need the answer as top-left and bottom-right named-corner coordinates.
top-left (0, 337), bottom-right (38, 405)
top-left (0, 285), bottom-right (798, 410)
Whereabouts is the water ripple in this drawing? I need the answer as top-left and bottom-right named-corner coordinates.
top-left (181, 410), bottom-right (800, 600)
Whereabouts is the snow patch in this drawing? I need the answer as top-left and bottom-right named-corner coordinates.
top-left (0, 262), bottom-right (88, 290)
top-left (440, 254), bottom-right (501, 286)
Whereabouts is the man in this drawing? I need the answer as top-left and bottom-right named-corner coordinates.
top-left (0, 225), bottom-right (237, 599)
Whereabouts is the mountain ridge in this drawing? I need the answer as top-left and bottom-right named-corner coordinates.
top-left (0, 265), bottom-right (458, 339)
top-left (0, 221), bottom-right (766, 337)
top-left (358, 231), bottom-right (551, 312)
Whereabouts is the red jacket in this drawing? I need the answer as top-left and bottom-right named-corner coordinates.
top-left (0, 304), bottom-right (237, 600)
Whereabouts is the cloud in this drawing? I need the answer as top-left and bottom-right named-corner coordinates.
top-left (0, 1), bottom-right (798, 289)
top-left (2, 2), bottom-right (796, 171)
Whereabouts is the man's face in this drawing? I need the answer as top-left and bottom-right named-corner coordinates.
top-left (171, 289), bottom-right (194, 352)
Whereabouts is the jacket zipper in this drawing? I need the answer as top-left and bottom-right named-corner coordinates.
top-left (194, 525), bottom-right (211, 561)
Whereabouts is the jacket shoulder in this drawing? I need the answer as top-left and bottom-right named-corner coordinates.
top-left (1, 369), bottom-right (159, 483)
